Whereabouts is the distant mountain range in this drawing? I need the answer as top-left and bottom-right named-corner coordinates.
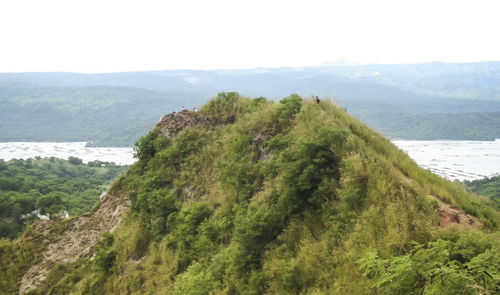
top-left (2, 61), bottom-right (500, 145)
top-left (3, 61), bottom-right (500, 100)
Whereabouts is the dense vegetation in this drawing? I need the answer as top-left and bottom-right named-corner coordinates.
top-left (359, 111), bottom-right (500, 140)
top-left (466, 175), bottom-right (500, 202)
top-left (0, 84), bottom-right (202, 146)
top-left (1, 93), bottom-right (499, 294)
top-left (0, 157), bottom-right (127, 239)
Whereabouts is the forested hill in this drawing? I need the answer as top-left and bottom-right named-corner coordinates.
top-left (466, 175), bottom-right (500, 201)
top-left (3, 63), bottom-right (500, 146)
top-left (359, 111), bottom-right (500, 140)
top-left (2, 93), bottom-right (499, 294)
top-left (2, 62), bottom-right (500, 101)
top-left (3, 82), bottom-right (500, 146)
top-left (0, 85), bottom-right (204, 146)
top-left (0, 157), bottom-right (127, 239)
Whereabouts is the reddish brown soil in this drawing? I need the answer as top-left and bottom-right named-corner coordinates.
top-left (436, 200), bottom-right (481, 229)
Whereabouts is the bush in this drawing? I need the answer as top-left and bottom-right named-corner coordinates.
top-left (278, 94), bottom-right (302, 119)
top-left (95, 249), bottom-right (117, 273)
top-left (68, 156), bottom-right (83, 165)
top-left (231, 206), bottom-right (281, 272)
top-left (278, 127), bottom-right (347, 216)
top-left (173, 263), bottom-right (218, 295)
top-left (201, 92), bottom-right (246, 123)
top-left (358, 232), bottom-right (500, 294)
top-left (133, 129), bottom-right (168, 161)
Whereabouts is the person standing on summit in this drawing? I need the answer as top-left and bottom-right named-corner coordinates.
top-left (316, 96), bottom-right (320, 104)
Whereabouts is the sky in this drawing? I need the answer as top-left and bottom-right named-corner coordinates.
top-left (1, 0), bottom-right (499, 73)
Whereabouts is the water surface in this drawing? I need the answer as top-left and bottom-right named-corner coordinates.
top-left (1, 140), bottom-right (499, 181)
top-left (0, 142), bottom-right (135, 165)
top-left (393, 139), bottom-right (500, 181)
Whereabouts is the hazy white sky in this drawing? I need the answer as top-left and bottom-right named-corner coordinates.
top-left (1, 0), bottom-right (499, 72)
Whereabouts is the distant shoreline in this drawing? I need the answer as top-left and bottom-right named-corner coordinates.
top-left (0, 142), bottom-right (135, 165)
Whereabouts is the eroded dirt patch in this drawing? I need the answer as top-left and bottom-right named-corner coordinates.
top-left (433, 197), bottom-right (481, 229)
top-left (19, 194), bottom-right (130, 294)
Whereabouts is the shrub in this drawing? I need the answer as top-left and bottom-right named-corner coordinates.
top-left (95, 249), bottom-right (117, 273)
top-left (358, 233), bottom-right (500, 294)
top-left (134, 129), bottom-right (170, 161)
top-left (173, 263), bottom-right (218, 295)
top-left (277, 94), bottom-right (302, 119)
top-left (201, 92), bottom-right (244, 123)
top-left (68, 156), bottom-right (83, 165)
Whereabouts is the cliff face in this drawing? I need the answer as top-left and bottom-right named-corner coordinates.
top-left (3, 93), bottom-right (500, 294)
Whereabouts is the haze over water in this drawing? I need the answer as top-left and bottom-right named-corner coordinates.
top-left (393, 139), bottom-right (500, 181)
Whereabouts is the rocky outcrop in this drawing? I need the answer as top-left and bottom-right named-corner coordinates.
top-left (157, 109), bottom-right (240, 140)
top-left (252, 130), bottom-right (273, 161)
top-left (19, 194), bottom-right (130, 294)
top-left (157, 110), bottom-right (214, 139)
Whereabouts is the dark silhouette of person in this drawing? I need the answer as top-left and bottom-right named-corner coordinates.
top-left (316, 96), bottom-right (320, 104)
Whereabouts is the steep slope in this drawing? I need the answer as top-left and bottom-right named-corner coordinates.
top-left (0, 193), bottom-right (129, 294)
top-left (2, 93), bottom-right (499, 294)
top-left (19, 194), bottom-right (130, 294)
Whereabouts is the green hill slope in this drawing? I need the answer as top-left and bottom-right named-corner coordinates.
top-left (1, 93), bottom-right (499, 294)
top-left (466, 176), bottom-right (500, 201)
top-left (0, 85), bottom-right (202, 146)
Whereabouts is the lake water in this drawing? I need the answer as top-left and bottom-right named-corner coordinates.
top-left (0, 142), bottom-right (135, 165)
top-left (393, 139), bottom-right (500, 181)
top-left (0, 140), bottom-right (499, 181)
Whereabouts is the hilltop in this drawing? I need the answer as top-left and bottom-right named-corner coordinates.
top-left (1, 93), bottom-right (499, 294)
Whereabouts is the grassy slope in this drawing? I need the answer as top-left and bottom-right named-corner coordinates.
top-left (2, 94), bottom-right (499, 294)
